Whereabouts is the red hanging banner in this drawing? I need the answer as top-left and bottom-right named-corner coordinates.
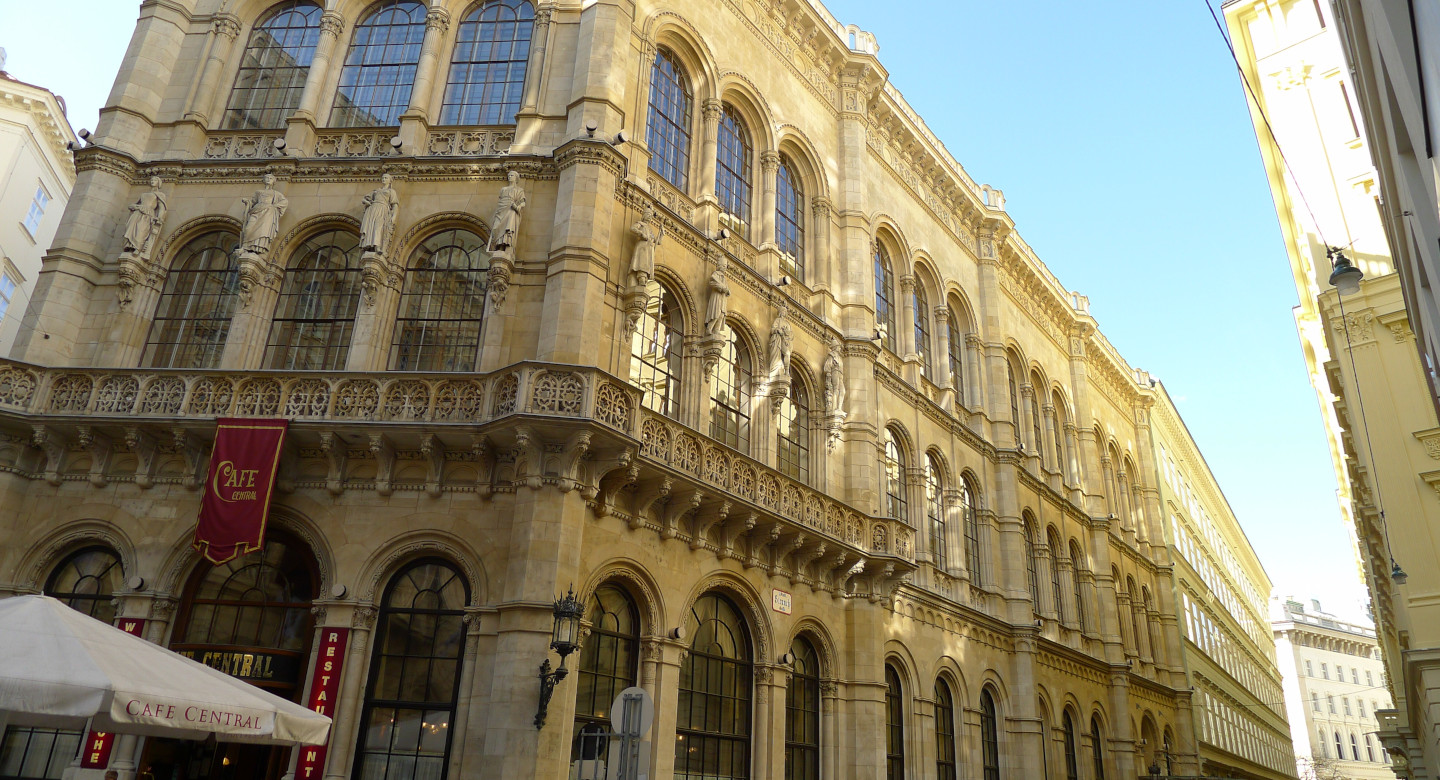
top-left (194, 418), bottom-right (288, 565)
top-left (295, 627), bottom-right (349, 780)
top-left (82, 619), bottom-right (148, 768)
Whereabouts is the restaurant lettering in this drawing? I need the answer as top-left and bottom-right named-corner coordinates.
top-left (295, 628), bottom-right (349, 779)
top-left (176, 649), bottom-right (299, 682)
top-left (194, 418), bottom-right (287, 565)
top-left (119, 699), bottom-right (265, 732)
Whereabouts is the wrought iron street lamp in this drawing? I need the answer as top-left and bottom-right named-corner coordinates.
top-left (1328, 248), bottom-right (1364, 296)
top-left (534, 586), bottom-right (585, 729)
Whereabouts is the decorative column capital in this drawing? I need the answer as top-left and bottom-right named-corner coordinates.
top-left (899, 274), bottom-right (916, 294)
top-left (964, 333), bottom-right (983, 349)
top-left (213, 14), bottom-right (243, 40)
top-left (933, 305), bottom-right (950, 324)
top-left (425, 8), bottom-right (451, 32)
top-left (534, 4), bottom-right (555, 27)
top-left (760, 150), bottom-right (781, 173)
top-left (1042, 403), bottom-right (1055, 415)
top-left (811, 196), bottom-right (832, 218)
top-left (1020, 382), bottom-right (1035, 399)
top-left (319, 11), bottom-right (346, 38)
top-left (702, 98), bottom-right (723, 124)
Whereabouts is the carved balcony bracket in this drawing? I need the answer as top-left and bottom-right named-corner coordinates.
top-left (370, 433), bottom-right (396, 496)
top-left (320, 431), bottom-right (349, 496)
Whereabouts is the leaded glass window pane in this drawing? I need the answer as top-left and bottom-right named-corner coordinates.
top-left (265, 229), bottom-right (362, 370)
top-left (776, 157), bottom-right (804, 282)
top-left (710, 331), bottom-right (753, 453)
top-left (1063, 712), bottom-right (1079, 780)
top-left (330, 1), bottom-right (426, 127)
top-left (874, 247), bottom-right (895, 351)
top-left (390, 228), bottom-right (489, 372)
top-left (1048, 527), bottom-right (1066, 623)
top-left (676, 594), bottom-right (751, 780)
top-left (1023, 515), bottom-right (1041, 607)
top-left (0, 728), bottom-right (81, 780)
top-left (715, 106), bottom-right (752, 239)
top-left (784, 638), bottom-right (819, 780)
top-left (1070, 540), bottom-right (1088, 631)
top-left (440, 0), bottom-right (533, 125)
top-left (223, 2), bottom-right (321, 129)
top-left (181, 538), bottom-right (315, 653)
top-left (628, 280), bottom-right (683, 418)
top-left (646, 49), bottom-right (692, 190)
top-left (776, 370), bottom-right (810, 483)
top-left (143, 231), bottom-right (241, 369)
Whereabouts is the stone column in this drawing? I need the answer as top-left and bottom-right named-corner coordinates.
top-left (1056, 555), bottom-right (1079, 630)
top-left (1108, 670), bottom-right (1137, 780)
top-left (285, 11), bottom-right (347, 154)
top-left (185, 14), bottom-right (244, 128)
top-left (943, 488), bottom-right (966, 579)
top-left (347, 256), bottom-right (404, 371)
top-left (1064, 423), bottom-right (1083, 497)
top-left (809, 197), bottom-right (832, 294)
top-left (756, 665), bottom-right (785, 780)
top-left (323, 605), bottom-right (377, 780)
top-left (1133, 600), bottom-right (1153, 664)
top-left (1043, 403), bottom-right (1061, 477)
top-left (933, 305), bottom-right (954, 391)
top-left (820, 681), bottom-right (839, 780)
top-left (1075, 568), bottom-right (1097, 635)
top-left (914, 693), bottom-right (937, 777)
top-left (1037, 542), bottom-right (1059, 620)
top-left (1087, 517), bottom-right (1126, 664)
top-left (397, 8), bottom-right (451, 150)
top-left (898, 274), bottom-right (917, 361)
top-left (1116, 589), bottom-right (1136, 657)
top-left (1007, 637), bottom-right (1047, 779)
top-left (446, 609), bottom-right (485, 779)
top-left (220, 253), bottom-right (284, 370)
top-left (647, 639), bottom-right (686, 780)
top-left (759, 151), bottom-right (780, 252)
top-left (964, 334), bottom-right (984, 411)
top-left (697, 99), bottom-right (723, 221)
top-left (518, 5), bottom-right (554, 114)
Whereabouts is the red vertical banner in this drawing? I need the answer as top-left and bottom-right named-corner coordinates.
top-left (194, 418), bottom-right (288, 565)
top-left (82, 619), bottom-right (147, 768)
top-left (295, 627), bottom-right (349, 780)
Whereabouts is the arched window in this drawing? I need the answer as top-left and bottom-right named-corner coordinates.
top-left (330, 0), bottom-right (426, 127)
top-left (1350, 732), bottom-right (1360, 761)
top-left (881, 428), bottom-right (907, 522)
top-left (1069, 540), bottom-right (1088, 631)
top-left (1048, 527), bottom-right (1066, 622)
top-left (925, 454), bottom-right (946, 570)
top-left (715, 105), bottom-right (752, 239)
top-left (265, 229), bottom-right (362, 370)
top-left (1090, 716), bottom-right (1106, 780)
top-left (963, 476), bottom-right (984, 586)
top-left (142, 231), bottom-right (241, 369)
top-left (356, 560), bottom-right (468, 780)
top-left (628, 280), bottom-right (683, 418)
top-left (677, 593), bottom-right (752, 780)
top-left (1318, 729), bottom-right (1328, 758)
top-left (947, 303), bottom-right (963, 399)
top-left (710, 329), bottom-right (753, 453)
top-left (777, 367), bottom-right (811, 483)
top-left (1029, 370), bottom-right (1045, 462)
top-left (784, 637), bottom-right (820, 780)
top-left (1022, 514), bottom-right (1041, 607)
top-left (223, 2), bottom-right (322, 129)
top-left (572, 584), bottom-right (639, 763)
top-left (913, 284), bottom-right (932, 377)
top-left (1007, 360), bottom-right (1021, 435)
top-left (1333, 731), bottom-right (1344, 761)
top-left (390, 228), bottom-right (489, 371)
top-left (1365, 734), bottom-right (1376, 763)
top-left (935, 679), bottom-right (958, 780)
top-left (884, 664), bottom-right (904, 780)
top-left (980, 688), bottom-right (1001, 780)
top-left (646, 48), bottom-right (692, 190)
top-left (440, 0), bottom-right (534, 125)
top-left (874, 246), bottom-right (896, 352)
top-left (775, 155), bottom-right (804, 281)
top-left (1062, 711), bottom-right (1079, 780)
top-left (45, 546), bottom-right (123, 624)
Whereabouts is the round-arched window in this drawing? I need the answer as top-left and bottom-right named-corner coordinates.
top-left (676, 593), bottom-right (752, 780)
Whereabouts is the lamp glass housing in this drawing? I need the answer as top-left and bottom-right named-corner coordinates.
top-left (551, 589), bottom-right (584, 656)
top-left (1329, 253), bottom-right (1363, 296)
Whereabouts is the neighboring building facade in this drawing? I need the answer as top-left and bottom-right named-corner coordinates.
top-left (0, 60), bottom-right (77, 358)
top-left (1272, 598), bottom-right (1395, 780)
top-left (0, 1), bottom-right (1292, 780)
top-left (1226, 0), bottom-right (1440, 776)
top-left (1150, 388), bottom-right (1296, 779)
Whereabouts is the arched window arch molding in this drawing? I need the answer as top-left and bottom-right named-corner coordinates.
top-left (272, 212), bottom-right (362, 266)
top-left (635, 15), bottom-right (720, 196)
top-left (675, 572), bottom-right (773, 662)
top-left (773, 128), bottom-right (831, 200)
top-left (1051, 386), bottom-right (1079, 485)
top-left (579, 558), bottom-right (667, 636)
top-left (786, 620), bottom-right (841, 681)
top-left (650, 264), bottom-right (700, 334)
top-left (871, 223), bottom-right (907, 353)
top-left (776, 358), bottom-right (818, 484)
top-left (909, 257), bottom-right (942, 380)
top-left (632, 266), bottom-right (699, 422)
top-left (355, 527), bottom-right (489, 608)
top-left (1028, 365), bottom-right (1051, 468)
top-left (716, 78), bottom-right (777, 151)
top-left (152, 505), bottom-right (337, 600)
top-left (154, 215), bottom-right (245, 274)
top-left (391, 211), bottom-right (492, 265)
top-left (17, 520), bottom-right (138, 595)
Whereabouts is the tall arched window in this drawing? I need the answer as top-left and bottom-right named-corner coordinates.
top-left (1125, 577), bottom-right (1140, 654)
top-left (1054, 391), bottom-right (1073, 481)
top-left (142, 231), bottom-right (241, 369)
top-left (572, 584), bottom-right (639, 763)
top-left (884, 665), bottom-right (905, 780)
top-left (925, 454), bottom-right (946, 570)
top-left (330, 0), bottom-right (426, 127)
top-left (715, 105), bottom-right (752, 239)
top-left (1062, 711), bottom-right (1079, 780)
top-left (1069, 540), bottom-right (1088, 631)
top-left (1333, 731), bottom-right (1344, 761)
top-left (963, 476), bottom-right (984, 586)
top-left (776, 155), bottom-right (804, 281)
top-left (390, 228), bottom-right (489, 371)
top-left (881, 428), bottom-right (907, 522)
top-left (980, 688), bottom-right (1001, 780)
top-left (874, 246), bottom-right (896, 352)
top-left (1007, 360), bottom-right (1021, 435)
top-left (1350, 733), bottom-right (1360, 761)
top-left (440, 0), bottom-right (534, 125)
top-left (1023, 513), bottom-right (1041, 607)
top-left (265, 229), bottom-right (362, 370)
top-left (913, 284), bottom-right (932, 377)
top-left (356, 560), bottom-right (468, 780)
top-left (45, 547), bottom-right (123, 624)
top-left (677, 593), bottom-right (752, 780)
top-left (1048, 526), bottom-right (1066, 622)
top-left (710, 329), bottom-right (753, 452)
top-left (629, 280), bottom-right (683, 418)
top-left (777, 368), bottom-right (810, 483)
top-left (947, 302), bottom-right (964, 399)
top-left (1090, 716), bottom-right (1106, 780)
top-left (1029, 370), bottom-right (1045, 463)
top-left (223, 2), bottom-right (322, 129)
top-left (646, 48), bottom-right (692, 190)
top-left (784, 637), bottom-right (820, 780)
top-left (935, 679), bottom-right (958, 780)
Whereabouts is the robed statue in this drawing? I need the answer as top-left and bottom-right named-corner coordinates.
top-left (768, 302), bottom-right (793, 380)
top-left (824, 336), bottom-right (847, 416)
top-left (705, 253), bottom-right (731, 337)
top-left (488, 170), bottom-right (527, 260)
top-left (238, 173), bottom-right (288, 257)
top-left (628, 202), bottom-right (663, 289)
top-left (359, 173), bottom-right (400, 255)
top-left (121, 176), bottom-right (167, 261)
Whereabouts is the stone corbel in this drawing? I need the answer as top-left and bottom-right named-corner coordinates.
top-left (487, 256), bottom-right (513, 312)
top-left (767, 372), bottom-right (792, 416)
top-left (116, 254), bottom-right (164, 309)
top-left (747, 521), bottom-right (782, 570)
top-left (691, 500), bottom-right (732, 550)
top-left (235, 250), bottom-right (282, 309)
top-left (699, 333), bottom-right (727, 380)
top-left (471, 434), bottom-right (496, 499)
top-left (661, 488), bottom-right (704, 540)
top-left (792, 541), bottom-right (828, 586)
top-left (631, 476), bottom-right (673, 530)
top-left (125, 428), bottom-right (158, 489)
top-left (620, 285), bottom-right (649, 339)
top-left (320, 431), bottom-right (348, 496)
top-left (275, 445), bottom-right (298, 494)
top-left (824, 551), bottom-right (855, 593)
top-left (587, 447), bottom-right (635, 510)
top-left (30, 425), bottom-right (66, 486)
top-left (719, 511), bottom-right (757, 560)
top-left (173, 429), bottom-right (205, 490)
top-left (370, 433), bottom-right (395, 496)
top-left (421, 433), bottom-right (445, 498)
top-left (823, 411), bottom-right (845, 452)
top-left (556, 430), bottom-right (592, 493)
top-left (360, 251), bottom-right (403, 308)
top-left (511, 425), bottom-right (543, 490)
top-left (76, 426), bottom-right (113, 488)
top-left (595, 461), bottom-right (639, 518)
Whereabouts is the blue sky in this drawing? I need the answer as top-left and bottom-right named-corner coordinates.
top-left (2, 0), bottom-right (1371, 621)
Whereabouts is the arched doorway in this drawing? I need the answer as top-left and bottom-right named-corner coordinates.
top-left (139, 530), bottom-right (318, 780)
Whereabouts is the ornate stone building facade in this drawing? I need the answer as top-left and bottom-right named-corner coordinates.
top-left (0, 1), bottom-right (1289, 779)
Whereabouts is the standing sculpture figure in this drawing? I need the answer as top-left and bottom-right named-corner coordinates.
top-left (705, 253), bottom-right (730, 337)
top-left (768, 302), bottom-right (793, 380)
top-left (121, 176), bottom-right (167, 261)
top-left (628, 202), bottom-right (663, 289)
top-left (238, 173), bottom-right (288, 257)
top-left (488, 170), bottom-right (527, 260)
top-left (824, 336), bottom-right (846, 416)
top-left (359, 173), bottom-right (401, 255)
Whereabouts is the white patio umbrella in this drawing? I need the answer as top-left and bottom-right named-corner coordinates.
top-left (0, 594), bottom-right (330, 746)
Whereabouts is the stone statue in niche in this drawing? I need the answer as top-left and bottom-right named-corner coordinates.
top-left (238, 173), bottom-right (288, 258)
top-left (487, 170), bottom-right (527, 261)
top-left (359, 173), bottom-right (400, 256)
top-left (824, 336), bottom-right (846, 417)
top-left (768, 301), bottom-right (793, 381)
top-left (121, 176), bottom-right (167, 262)
top-left (705, 252), bottom-right (730, 337)
top-left (628, 202), bottom-right (663, 290)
